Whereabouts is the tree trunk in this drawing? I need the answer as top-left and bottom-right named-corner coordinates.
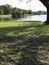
top-left (46, 7), bottom-right (49, 24)
top-left (39, 0), bottom-right (49, 24)
top-left (44, 6), bottom-right (49, 25)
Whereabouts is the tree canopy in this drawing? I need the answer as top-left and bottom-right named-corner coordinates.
top-left (40, 0), bottom-right (49, 7)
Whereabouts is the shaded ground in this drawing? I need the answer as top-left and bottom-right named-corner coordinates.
top-left (0, 35), bottom-right (49, 65)
top-left (0, 21), bottom-right (49, 65)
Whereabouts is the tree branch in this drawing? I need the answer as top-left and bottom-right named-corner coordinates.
top-left (40, 0), bottom-right (48, 7)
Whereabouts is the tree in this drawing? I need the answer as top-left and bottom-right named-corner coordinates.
top-left (28, 10), bottom-right (33, 15)
top-left (19, 0), bottom-right (48, 25)
top-left (0, 9), bottom-right (4, 15)
top-left (11, 8), bottom-right (21, 19)
top-left (1, 4), bottom-right (12, 14)
top-left (39, 0), bottom-right (49, 24)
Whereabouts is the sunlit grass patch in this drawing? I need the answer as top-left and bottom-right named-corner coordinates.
top-left (0, 49), bottom-right (4, 53)
top-left (0, 15), bottom-right (11, 18)
top-left (0, 21), bottom-right (42, 37)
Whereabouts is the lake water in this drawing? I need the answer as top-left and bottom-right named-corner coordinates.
top-left (0, 15), bottom-right (47, 22)
top-left (16, 15), bottom-right (47, 22)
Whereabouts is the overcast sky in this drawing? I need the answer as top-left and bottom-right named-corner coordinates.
top-left (0, 0), bottom-right (47, 11)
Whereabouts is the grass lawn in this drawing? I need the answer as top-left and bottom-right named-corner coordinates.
top-left (0, 21), bottom-right (42, 37)
top-left (0, 15), bottom-right (11, 18)
top-left (0, 21), bottom-right (49, 65)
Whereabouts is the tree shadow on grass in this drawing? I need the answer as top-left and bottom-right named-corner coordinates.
top-left (0, 22), bottom-right (45, 37)
top-left (0, 35), bottom-right (49, 65)
top-left (0, 23), bottom-right (46, 43)
top-left (0, 24), bottom-right (49, 65)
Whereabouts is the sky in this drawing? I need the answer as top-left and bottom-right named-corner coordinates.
top-left (0, 0), bottom-right (47, 12)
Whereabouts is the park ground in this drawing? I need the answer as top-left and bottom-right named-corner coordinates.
top-left (0, 21), bottom-right (49, 65)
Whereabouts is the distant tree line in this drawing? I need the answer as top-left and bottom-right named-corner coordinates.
top-left (0, 4), bottom-right (12, 15)
top-left (11, 8), bottom-right (33, 19)
top-left (34, 11), bottom-right (47, 15)
top-left (0, 4), bottom-right (33, 19)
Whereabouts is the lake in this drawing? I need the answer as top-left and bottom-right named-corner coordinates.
top-left (0, 15), bottom-right (47, 22)
top-left (16, 15), bottom-right (47, 22)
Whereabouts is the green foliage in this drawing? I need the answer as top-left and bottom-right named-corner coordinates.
top-left (28, 10), bottom-right (33, 14)
top-left (0, 9), bottom-right (4, 15)
top-left (0, 4), bottom-right (12, 14)
top-left (11, 8), bottom-right (33, 19)
top-left (11, 9), bottom-right (21, 19)
top-left (0, 4), bottom-right (33, 19)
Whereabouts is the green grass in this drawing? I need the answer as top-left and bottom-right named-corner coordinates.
top-left (0, 21), bottom-right (44, 37)
top-left (0, 21), bottom-right (49, 38)
top-left (0, 21), bottom-right (49, 65)
top-left (0, 15), bottom-right (11, 18)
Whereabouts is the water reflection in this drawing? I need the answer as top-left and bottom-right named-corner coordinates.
top-left (0, 18), bottom-right (12, 21)
top-left (0, 15), bottom-right (47, 22)
top-left (16, 15), bottom-right (47, 22)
